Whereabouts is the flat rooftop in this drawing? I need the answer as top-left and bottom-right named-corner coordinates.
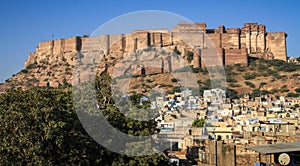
top-left (246, 142), bottom-right (300, 154)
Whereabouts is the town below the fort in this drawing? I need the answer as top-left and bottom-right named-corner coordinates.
top-left (146, 87), bottom-right (300, 165)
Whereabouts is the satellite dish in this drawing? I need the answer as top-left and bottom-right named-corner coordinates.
top-left (278, 153), bottom-right (290, 166)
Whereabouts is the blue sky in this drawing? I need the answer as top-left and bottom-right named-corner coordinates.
top-left (0, 0), bottom-right (299, 82)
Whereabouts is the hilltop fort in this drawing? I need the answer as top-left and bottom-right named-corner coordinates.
top-left (25, 22), bottom-right (287, 70)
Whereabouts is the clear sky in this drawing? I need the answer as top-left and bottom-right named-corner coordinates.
top-left (0, 0), bottom-right (299, 82)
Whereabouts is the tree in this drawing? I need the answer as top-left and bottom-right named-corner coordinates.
top-left (226, 88), bottom-right (239, 99)
top-left (250, 89), bottom-right (261, 98)
top-left (0, 88), bottom-right (110, 165)
top-left (0, 86), bottom-right (167, 165)
top-left (192, 118), bottom-right (205, 127)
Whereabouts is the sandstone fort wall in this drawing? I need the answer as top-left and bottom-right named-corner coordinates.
top-left (25, 22), bottom-right (287, 69)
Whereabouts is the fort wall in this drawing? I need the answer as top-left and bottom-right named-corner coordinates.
top-left (25, 22), bottom-right (287, 69)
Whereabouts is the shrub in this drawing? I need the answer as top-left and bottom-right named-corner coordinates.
top-left (245, 81), bottom-right (256, 88)
top-left (21, 69), bottom-right (28, 74)
top-left (271, 89), bottom-right (279, 93)
top-left (259, 82), bottom-right (267, 88)
top-left (295, 88), bottom-right (300, 93)
top-left (250, 89), bottom-right (261, 98)
top-left (173, 86), bottom-right (181, 92)
top-left (243, 72), bottom-right (257, 80)
top-left (26, 64), bottom-right (36, 69)
top-left (281, 88), bottom-right (289, 93)
top-left (234, 64), bottom-right (246, 72)
top-left (257, 63), bottom-right (268, 71)
top-left (267, 59), bottom-right (285, 67)
top-left (261, 90), bottom-right (271, 95)
top-left (226, 76), bottom-right (237, 83)
top-left (226, 88), bottom-right (239, 99)
top-left (173, 47), bottom-right (181, 55)
top-left (187, 51), bottom-right (194, 63)
top-left (287, 93), bottom-right (300, 98)
top-left (192, 118), bottom-right (205, 127)
top-left (171, 78), bottom-right (179, 83)
top-left (228, 83), bottom-right (241, 87)
top-left (272, 72), bottom-right (282, 79)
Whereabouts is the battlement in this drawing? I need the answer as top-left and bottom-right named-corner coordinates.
top-left (242, 23), bottom-right (266, 32)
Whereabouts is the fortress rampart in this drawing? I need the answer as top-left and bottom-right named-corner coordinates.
top-left (25, 22), bottom-right (287, 68)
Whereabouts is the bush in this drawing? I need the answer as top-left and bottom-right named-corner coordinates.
top-left (250, 89), bottom-right (261, 98)
top-left (275, 62), bottom-right (300, 72)
top-left (226, 76), bottom-right (237, 83)
top-left (272, 72), bottom-right (282, 79)
top-left (287, 93), bottom-right (300, 98)
top-left (192, 68), bottom-right (201, 73)
top-left (228, 83), bottom-right (241, 87)
top-left (261, 90), bottom-right (271, 95)
top-left (257, 63), bottom-right (268, 71)
top-left (26, 64), bottom-right (36, 69)
top-left (243, 72), bottom-right (257, 80)
top-left (192, 118), bottom-right (205, 127)
top-left (171, 78), bottom-right (179, 83)
top-left (281, 88), bottom-right (290, 93)
top-left (259, 82), bottom-right (267, 88)
top-left (21, 69), bottom-right (28, 74)
top-left (173, 47), bottom-right (181, 55)
top-left (226, 88), bottom-right (239, 99)
top-left (271, 89), bottom-right (279, 94)
top-left (234, 64), bottom-right (246, 72)
top-left (187, 51), bottom-right (194, 63)
top-left (173, 86), bottom-right (181, 92)
top-left (295, 88), bottom-right (300, 93)
top-left (267, 59), bottom-right (285, 67)
top-left (245, 81), bottom-right (256, 88)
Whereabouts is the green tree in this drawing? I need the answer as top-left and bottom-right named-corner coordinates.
top-left (192, 118), bottom-right (205, 127)
top-left (0, 85), bottom-right (167, 165)
top-left (250, 89), bottom-right (261, 98)
top-left (226, 88), bottom-right (239, 99)
top-left (0, 88), bottom-right (110, 165)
